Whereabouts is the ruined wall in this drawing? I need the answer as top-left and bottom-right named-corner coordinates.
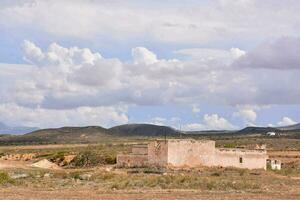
top-left (132, 145), bottom-right (148, 155)
top-left (147, 140), bottom-right (168, 167)
top-left (117, 139), bottom-right (269, 170)
top-left (116, 154), bottom-right (148, 167)
top-left (214, 148), bottom-right (268, 170)
top-left (116, 144), bottom-right (148, 167)
top-left (167, 139), bottom-right (215, 167)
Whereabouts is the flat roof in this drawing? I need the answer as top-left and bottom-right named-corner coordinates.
top-left (151, 139), bottom-right (214, 142)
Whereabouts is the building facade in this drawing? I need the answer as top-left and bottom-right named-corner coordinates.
top-left (117, 139), bottom-right (269, 170)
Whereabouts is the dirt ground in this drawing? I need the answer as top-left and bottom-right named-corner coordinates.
top-left (0, 160), bottom-right (32, 169)
top-left (0, 188), bottom-right (299, 200)
top-left (0, 144), bottom-right (299, 200)
top-left (0, 144), bottom-right (93, 150)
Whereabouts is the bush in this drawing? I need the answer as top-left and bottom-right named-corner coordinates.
top-left (71, 149), bottom-right (116, 167)
top-left (211, 172), bottom-right (221, 177)
top-left (49, 151), bottom-right (66, 163)
top-left (69, 172), bottom-right (81, 180)
top-left (0, 171), bottom-right (15, 185)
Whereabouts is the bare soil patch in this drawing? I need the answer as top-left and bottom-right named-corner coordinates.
top-left (31, 159), bottom-right (61, 170)
top-left (0, 188), bottom-right (299, 200)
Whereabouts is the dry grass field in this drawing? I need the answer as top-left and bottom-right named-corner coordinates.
top-left (0, 137), bottom-right (299, 200)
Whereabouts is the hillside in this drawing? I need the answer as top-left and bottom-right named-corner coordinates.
top-left (277, 123), bottom-right (300, 131)
top-left (0, 126), bottom-right (111, 144)
top-left (236, 126), bottom-right (279, 134)
top-left (184, 130), bottom-right (235, 135)
top-left (0, 123), bottom-right (299, 145)
top-left (0, 124), bottom-right (183, 144)
top-left (109, 123), bottom-right (182, 136)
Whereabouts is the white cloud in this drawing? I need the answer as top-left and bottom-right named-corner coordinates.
top-left (132, 47), bottom-right (158, 65)
top-left (150, 117), bottom-right (167, 126)
top-left (1, 1), bottom-right (300, 45)
top-left (184, 123), bottom-right (204, 131)
top-left (22, 40), bottom-right (44, 64)
top-left (277, 117), bottom-right (297, 126)
top-left (1, 38), bottom-right (300, 127)
top-left (233, 37), bottom-right (300, 70)
top-left (233, 106), bottom-right (257, 123)
top-left (203, 114), bottom-right (236, 130)
top-left (0, 103), bottom-right (128, 128)
top-left (183, 114), bottom-right (236, 131)
top-left (5, 40), bottom-right (300, 110)
top-left (230, 48), bottom-right (246, 59)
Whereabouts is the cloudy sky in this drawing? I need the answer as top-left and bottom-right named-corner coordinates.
top-left (0, 0), bottom-right (300, 130)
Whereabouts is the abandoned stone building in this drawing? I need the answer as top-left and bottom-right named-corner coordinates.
top-left (117, 139), bottom-right (269, 170)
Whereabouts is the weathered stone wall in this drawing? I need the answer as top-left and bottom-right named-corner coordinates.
top-left (147, 140), bottom-right (168, 167)
top-left (116, 154), bottom-right (148, 167)
top-left (214, 148), bottom-right (268, 170)
top-left (116, 139), bottom-right (268, 170)
top-left (167, 139), bottom-right (215, 167)
top-left (132, 145), bottom-right (148, 155)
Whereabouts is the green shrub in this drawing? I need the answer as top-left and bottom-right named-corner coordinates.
top-left (0, 171), bottom-right (15, 185)
top-left (69, 172), bottom-right (81, 180)
top-left (211, 172), bottom-right (221, 176)
top-left (71, 149), bottom-right (116, 167)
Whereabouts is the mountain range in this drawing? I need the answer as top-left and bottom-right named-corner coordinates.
top-left (277, 123), bottom-right (300, 131)
top-left (0, 122), bottom-right (299, 144)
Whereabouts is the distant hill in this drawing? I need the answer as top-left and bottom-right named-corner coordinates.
top-left (0, 122), bottom-right (39, 134)
top-left (277, 123), bottom-right (300, 131)
top-left (0, 126), bottom-right (111, 144)
top-left (0, 123), bottom-right (182, 144)
top-left (0, 123), bottom-right (299, 144)
top-left (184, 130), bottom-right (235, 135)
top-left (236, 126), bottom-right (279, 134)
top-left (109, 123), bottom-right (182, 136)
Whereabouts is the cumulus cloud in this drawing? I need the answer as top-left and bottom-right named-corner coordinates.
top-left (150, 117), bottom-right (167, 126)
top-left (1, 0), bottom-right (300, 44)
top-left (1, 38), bottom-right (300, 128)
top-left (0, 103), bottom-right (128, 128)
top-left (22, 40), bottom-right (44, 64)
top-left (233, 106), bottom-right (257, 124)
top-left (184, 114), bottom-right (236, 131)
top-left (277, 117), bottom-right (297, 126)
top-left (132, 47), bottom-right (158, 65)
top-left (203, 114), bottom-right (237, 130)
top-left (12, 40), bottom-right (246, 110)
top-left (176, 47), bottom-right (245, 63)
top-left (184, 123), bottom-right (204, 131)
top-left (233, 37), bottom-right (300, 70)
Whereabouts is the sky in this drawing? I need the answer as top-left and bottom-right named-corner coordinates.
top-left (0, 0), bottom-right (300, 130)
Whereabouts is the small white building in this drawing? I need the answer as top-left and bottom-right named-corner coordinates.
top-left (267, 159), bottom-right (281, 170)
top-left (266, 132), bottom-right (276, 136)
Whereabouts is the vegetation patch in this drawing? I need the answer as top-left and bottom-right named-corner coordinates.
top-left (70, 146), bottom-right (117, 167)
top-left (0, 171), bottom-right (15, 185)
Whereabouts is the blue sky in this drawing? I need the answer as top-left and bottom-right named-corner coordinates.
top-left (0, 0), bottom-right (300, 130)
